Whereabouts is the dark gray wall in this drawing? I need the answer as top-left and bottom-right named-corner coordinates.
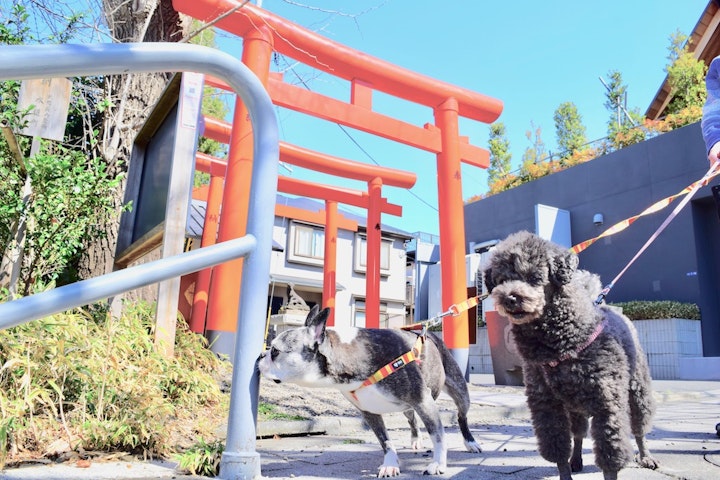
top-left (464, 122), bottom-right (720, 355)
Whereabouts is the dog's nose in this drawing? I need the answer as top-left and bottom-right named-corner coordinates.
top-left (503, 294), bottom-right (519, 309)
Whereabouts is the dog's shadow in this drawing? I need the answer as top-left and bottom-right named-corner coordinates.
top-left (256, 425), bottom-right (604, 480)
top-left (257, 424), bottom-right (720, 479)
top-left (259, 446), bottom-right (571, 479)
top-left (260, 446), bottom-right (383, 479)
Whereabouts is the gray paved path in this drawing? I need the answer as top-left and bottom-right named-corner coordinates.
top-left (1, 375), bottom-right (718, 479)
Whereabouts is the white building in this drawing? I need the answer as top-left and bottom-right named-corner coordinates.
top-left (189, 194), bottom-right (412, 333)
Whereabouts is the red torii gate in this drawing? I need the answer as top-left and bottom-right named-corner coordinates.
top-left (199, 117), bottom-right (414, 328)
top-left (172, 0), bottom-right (503, 359)
top-left (188, 155), bottom-right (363, 332)
top-left (277, 175), bottom-right (404, 327)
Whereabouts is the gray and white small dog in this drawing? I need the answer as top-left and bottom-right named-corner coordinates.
top-left (257, 305), bottom-right (481, 477)
top-left (483, 231), bottom-right (658, 480)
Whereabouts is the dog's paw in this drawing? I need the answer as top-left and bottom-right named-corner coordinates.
top-left (570, 455), bottom-right (583, 472)
top-left (409, 431), bottom-right (425, 450)
top-left (410, 438), bottom-right (424, 450)
top-left (557, 462), bottom-right (574, 480)
top-left (422, 462), bottom-right (446, 475)
top-left (636, 454), bottom-right (659, 470)
top-left (464, 440), bottom-right (482, 453)
top-left (378, 451), bottom-right (401, 478)
top-left (377, 465), bottom-right (400, 477)
top-left (410, 430), bottom-right (425, 452)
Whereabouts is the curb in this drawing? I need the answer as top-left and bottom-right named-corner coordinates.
top-left (257, 404), bottom-right (531, 439)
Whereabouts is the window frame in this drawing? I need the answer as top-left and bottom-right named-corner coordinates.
top-left (353, 298), bottom-right (389, 328)
top-left (287, 221), bottom-right (325, 267)
top-left (353, 233), bottom-right (393, 276)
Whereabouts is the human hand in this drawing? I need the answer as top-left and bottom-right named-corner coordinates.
top-left (709, 142), bottom-right (720, 166)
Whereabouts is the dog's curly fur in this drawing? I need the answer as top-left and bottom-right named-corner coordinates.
top-left (483, 231), bottom-right (658, 480)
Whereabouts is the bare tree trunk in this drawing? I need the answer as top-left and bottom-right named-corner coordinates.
top-left (77, 0), bottom-right (189, 292)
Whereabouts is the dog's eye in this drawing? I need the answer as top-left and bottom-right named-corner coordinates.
top-left (529, 273), bottom-right (544, 285)
top-left (270, 346), bottom-right (280, 361)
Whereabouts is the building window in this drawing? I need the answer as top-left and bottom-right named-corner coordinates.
top-left (288, 222), bottom-right (325, 267)
top-left (354, 234), bottom-right (392, 275)
top-left (353, 299), bottom-right (389, 328)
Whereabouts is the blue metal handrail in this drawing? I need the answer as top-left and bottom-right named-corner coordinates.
top-left (0, 236), bottom-right (258, 328)
top-left (0, 43), bottom-right (279, 480)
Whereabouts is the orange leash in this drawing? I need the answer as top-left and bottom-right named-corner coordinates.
top-left (572, 161), bottom-right (720, 255)
top-left (589, 161), bottom-right (720, 304)
top-left (348, 293), bottom-right (488, 400)
top-left (402, 294), bottom-right (487, 333)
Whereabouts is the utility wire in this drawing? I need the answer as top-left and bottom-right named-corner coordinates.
top-left (280, 56), bottom-right (438, 213)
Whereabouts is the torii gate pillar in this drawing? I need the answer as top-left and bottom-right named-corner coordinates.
top-left (435, 97), bottom-right (469, 375)
top-left (322, 200), bottom-right (339, 326)
top-left (206, 26), bottom-right (274, 351)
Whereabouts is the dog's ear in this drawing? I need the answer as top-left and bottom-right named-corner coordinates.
top-left (305, 306), bottom-right (329, 344)
top-left (549, 250), bottom-right (579, 286)
top-left (304, 304), bottom-right (321, 326)
top-left (483, 268), bottom-right (495, 292)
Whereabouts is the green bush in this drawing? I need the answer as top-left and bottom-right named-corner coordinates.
top-left (175, 439), bottom-right (224, 477)
top-left (608, 300), bottom-right (700, 320)
top-left (0, 299), bottom-right (230, 467)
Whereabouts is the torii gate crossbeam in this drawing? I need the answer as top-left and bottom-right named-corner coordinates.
top-left (193, 152), bottom-right (404, 328)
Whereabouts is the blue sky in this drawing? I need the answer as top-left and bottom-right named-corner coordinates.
top-left (215, 0), bottom-right (709, 236)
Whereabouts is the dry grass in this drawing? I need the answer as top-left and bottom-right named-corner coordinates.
top-left (0, 300), bottom-right (230, 468)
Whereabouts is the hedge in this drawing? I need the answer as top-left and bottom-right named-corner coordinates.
top-left (607, 300), bottom-right (701, 320)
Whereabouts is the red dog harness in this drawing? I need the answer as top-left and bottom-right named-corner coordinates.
top-left (543, 319), bottom-right (607, 368)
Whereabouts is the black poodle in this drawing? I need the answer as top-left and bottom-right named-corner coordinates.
top-left (484, 231), bottom-right (659, 480)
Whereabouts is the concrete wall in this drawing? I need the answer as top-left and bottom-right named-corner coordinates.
top-left (464, 122), bottom-right (720, 356)
top-left (634, 318), bottom-right (703, 379)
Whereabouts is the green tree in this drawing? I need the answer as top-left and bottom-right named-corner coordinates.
top-left (666, 30), bottom-right (688, 66)
top-left (76, 0), bottom-right (188, 293)
top-left (0, 3), bottom-right (123, 292)
top-left (487, 122), bottom-right (512, 187)
top-left (519, 123), bottom-right (547, 180)
top-left (602, 70), bottom-right (646, 150)
top-left (665, 30), bottom-right (707, 114)
top-left (190, 21), bottom-right (229, 160)
top-left (522, 123), bottom-right (547, 164)
top-left (0, 4), bottom-right (30, 271)
top-left (603, 70), bottom-right (630, 135)
top-left (553, 101), bottom-right (587, 159)
top-left (188, 21), bottom-right (230, 187)
top-left (1, 0), bottom-right (189, 294)
top-left (21, 145), bottom-right (123, 292)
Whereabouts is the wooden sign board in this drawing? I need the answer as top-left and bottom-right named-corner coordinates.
top-left (115, 72), bottom-right (204, 266)
top-left (16, 77), bottom-right (72, 141)
top-left (114, 72), bottom-right (204, 357)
